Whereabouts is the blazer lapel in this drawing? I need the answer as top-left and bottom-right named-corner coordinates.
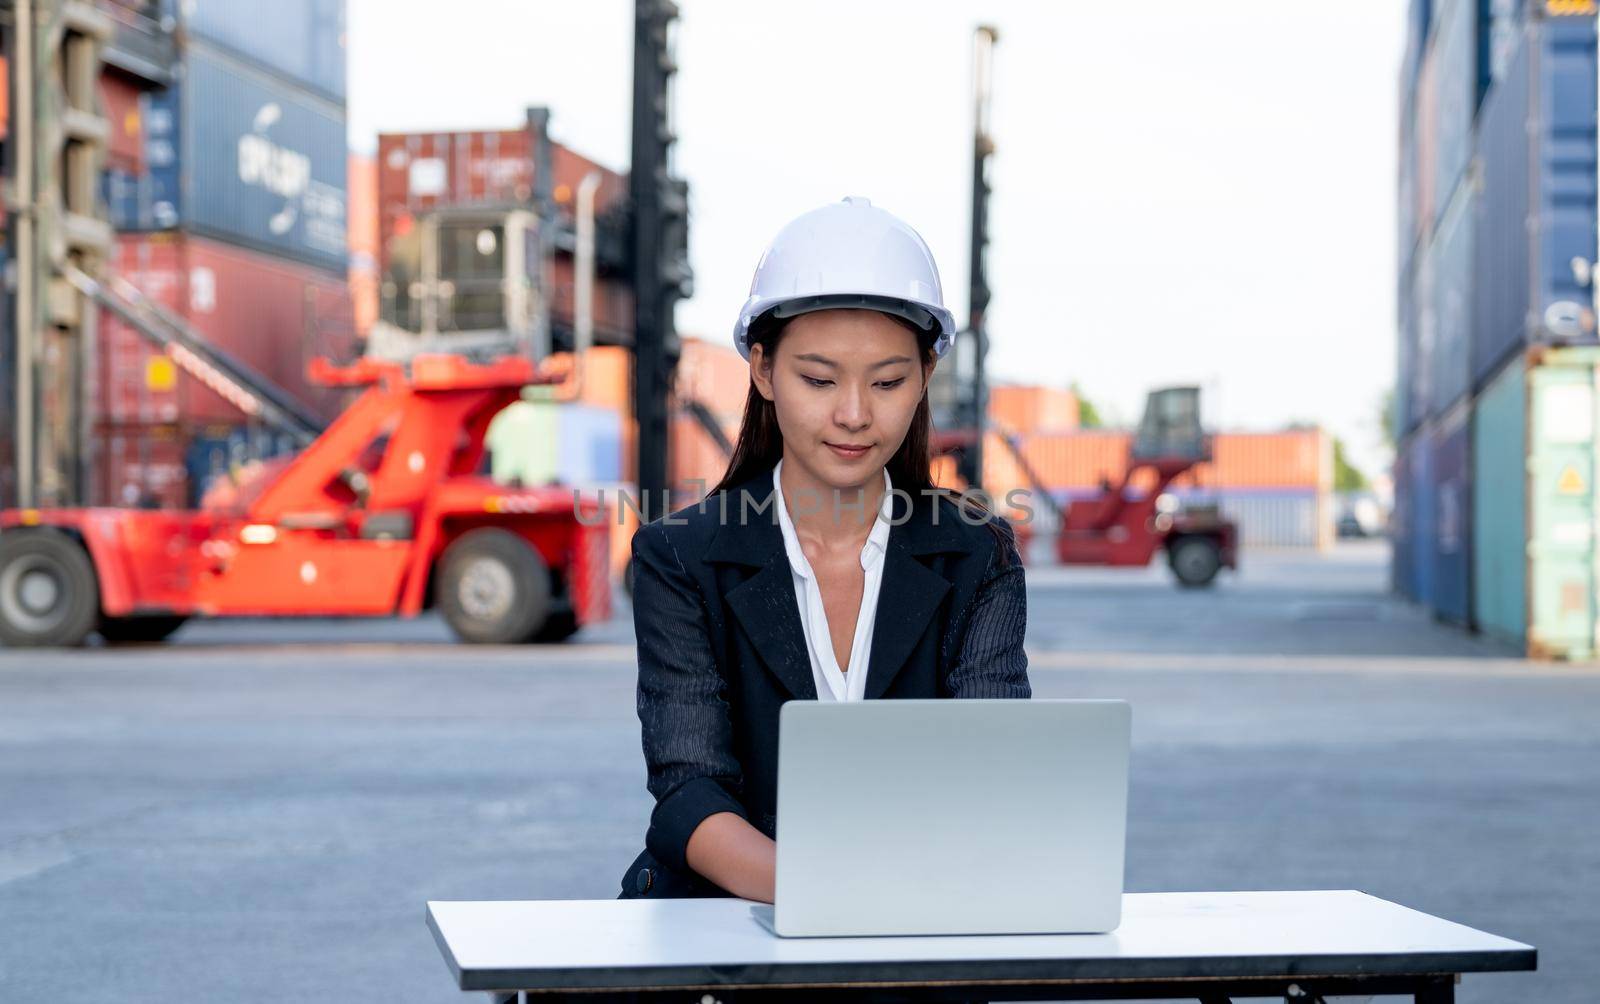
top-left (724, 552), bottom-right (818, 701)
top-left (863, 535), bottom-right (951, 700)
top-left (707, 471), bottom-right (817, 701)
top-left (863, 488), bottom-right (974, 700)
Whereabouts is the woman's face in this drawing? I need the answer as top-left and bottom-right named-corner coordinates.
top-left (750, 309), bottom-right (933, 490)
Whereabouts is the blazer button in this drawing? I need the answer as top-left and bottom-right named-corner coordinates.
top-left (635, 867), bottom-right (654, 894)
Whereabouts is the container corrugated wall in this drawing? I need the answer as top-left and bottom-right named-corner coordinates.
top-left (1211, 491), bottom-right (1329, 550)
top-left (1430, 0), bottom-right (1478, 222)
top-left (1409, 247), bottom-right (1437, 430)
top-left (1432, 181), bottom-right (1475, 414)
top-left (1431, 404), bottom-right (1472, 624)
top-left (174, 0), bottom-right (347, 102)
top-left (110, 45), bottom-right (349, 274)
top-left (1471, 13), bottom-right (1598, 388)
top-left (184, 425), bottom-right (300, 507)
top-left (1471, 22), bottom-right (1533, 385)
top-left (1471, 353), bottom-right (1527, 644)
top-left (180, 45), bottom-right (348, 272)
top-left (1527, 347), bottom-right (1600, 659)
top-left (97, 233), bottom-right (355, 427)
top-left (1411, 432), bottom-right (1438, 607)
top-left (1392, 445), bottom-right (1416, 598)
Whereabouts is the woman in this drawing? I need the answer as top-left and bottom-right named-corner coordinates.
top-left (618, 196), bottom-right (1031, 903)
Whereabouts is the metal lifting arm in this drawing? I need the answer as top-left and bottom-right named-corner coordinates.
top-left (681, 397), bottom-right (734, 458)
top-left (989, 422), bottom-right (1065, 525)
top-left (61, 263), bottom-right (327, 444)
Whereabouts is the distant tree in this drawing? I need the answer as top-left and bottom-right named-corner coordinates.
top-left (1378, 387), bottom-right (1396, 451)
top-left (1333, 436), bottom-right (1369, 491)
top-left (1070, 382), bottom-right (1103, 429)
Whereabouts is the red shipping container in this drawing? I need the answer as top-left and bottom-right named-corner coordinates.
top-left (1000, 429), bottom-right (1331, 494)
top-left (676, 337), bottom-right (751, 422)
top-left (0, 62), bottom-right (145, 169)
top-left (97, 69), bottom-right (145, 174)
top-left (98, 233), bottom-right (357, 427)
top-left (375, 129), bottom-right (629, 272)
top-left (96, 423), bottom-right (188, 509)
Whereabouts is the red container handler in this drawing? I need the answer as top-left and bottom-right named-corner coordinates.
top-left (97, 233), bottom-right (358, 428)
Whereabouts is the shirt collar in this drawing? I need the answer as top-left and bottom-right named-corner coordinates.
top-left (773, 459), bottom-right (894, 580)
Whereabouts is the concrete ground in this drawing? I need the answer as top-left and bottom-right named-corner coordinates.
top-left (0, 540), bottom-right (1594, 1003)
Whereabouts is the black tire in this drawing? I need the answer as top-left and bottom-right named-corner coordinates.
top-left (0, 529), bottom-right (100, 647)
top-left (529, 608), bottom-right (580, 643)
top-left (1168, 536), bottom-right (1222, 589)
top-left (435, 528), bottom-right (552, 644)
top-left (98, 614), bottom-right (188, 645)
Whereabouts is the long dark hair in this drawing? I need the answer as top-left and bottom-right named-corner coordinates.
top-left (707, 310), bottom-right (1011, 547)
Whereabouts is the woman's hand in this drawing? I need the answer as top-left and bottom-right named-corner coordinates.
top-left (685, 812), bottom-right (777, 903)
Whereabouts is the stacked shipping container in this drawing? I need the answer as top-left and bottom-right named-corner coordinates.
top-left (374, 128), bottom-right (635, 346)
top-left (1395, 2), bottom-right (1600, 658)
top-left (93, 0), bottom-right (355, 507)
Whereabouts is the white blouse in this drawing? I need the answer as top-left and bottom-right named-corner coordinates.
top-left (771, 459), bottom-right (894, 702)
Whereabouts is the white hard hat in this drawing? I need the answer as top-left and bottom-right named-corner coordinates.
top-left (733, 196), bottom-right (957, 361)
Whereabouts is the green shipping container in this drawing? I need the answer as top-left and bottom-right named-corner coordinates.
top-left (486, 400), bottom-right (561, 487)
top-left (1528, 347), bottom-right (1600, 660)
top-left (1472, 354), bottom-right (1527, 645)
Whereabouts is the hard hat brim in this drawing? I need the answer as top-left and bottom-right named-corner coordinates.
top-left (768, 293), bottom-right (940, 334)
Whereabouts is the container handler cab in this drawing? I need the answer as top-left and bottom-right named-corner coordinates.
top-left (0, 266), bottom-right (611, 648)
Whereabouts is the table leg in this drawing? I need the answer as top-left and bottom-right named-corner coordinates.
top-left (1415, 977), bottom-right (1456, 1003)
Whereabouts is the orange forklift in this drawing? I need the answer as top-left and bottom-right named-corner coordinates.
top-left (0, 269), bottom-right (610, 647)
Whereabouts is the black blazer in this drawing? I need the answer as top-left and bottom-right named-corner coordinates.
top-left (617, 467), bottom-right (1031, 899)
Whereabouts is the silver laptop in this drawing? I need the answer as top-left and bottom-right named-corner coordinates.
top-left (751, 698), bottom-right (1130, 938)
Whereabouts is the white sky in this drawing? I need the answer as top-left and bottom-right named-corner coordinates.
top-left (347, 1), bottom-right (1402, 478)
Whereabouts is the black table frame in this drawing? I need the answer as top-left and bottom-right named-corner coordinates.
top-left (481, 971), bottom-right (1470, 1003)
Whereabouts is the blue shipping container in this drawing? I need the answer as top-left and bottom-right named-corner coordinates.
top-left (185, 425), bottom-right (300, 507)
top-left (1432, 181), bottom-right (1475, 415)
top-left (1397, 265), bottom-right (1417, 441)
top-left (110, 43), bottom-right (348, 274)
top-left (1399, 108), bottom-right (1421, 276)
top-left (1402, 0), bottom-right (1433, 99)
top-left (1471, 12), bottom-right (1598, 388)
top-left (1482, 0), bottom-right (1525, 91)
top-left (555, 404), bottom-right (624, 485)
top-left (1408, 251), bottom-right (1437, 431)
top-left (163, 0), bottom-right (346, 103)
top-left (1430, 405), bottom-right (1472, 625)
top-left (1429, 0), bottom-right (1479, 221)
top-left (1391, 445), bottom-right (1415, 599)
top-left (1411, 431), bottom-right (1438, 607)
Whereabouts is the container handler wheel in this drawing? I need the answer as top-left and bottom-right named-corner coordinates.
top-left (0, 529), bottom-right (100, 648)
top-left (98, 614), bottom-right (189, 645)
top-left (1167, 535), bottom-right (1222, 589)
top-left (436, 528), bottom-right (552, 644)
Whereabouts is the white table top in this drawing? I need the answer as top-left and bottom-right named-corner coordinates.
top-left (426, 890), bottom-right (1535, 993)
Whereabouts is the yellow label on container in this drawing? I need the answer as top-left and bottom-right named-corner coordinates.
top-left (145, 356), bottom-right (177, 392)
top-left (1557, 464), bottom-right (1586, 495)
top-left (1545, 0), bottom-right (1597, 14)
